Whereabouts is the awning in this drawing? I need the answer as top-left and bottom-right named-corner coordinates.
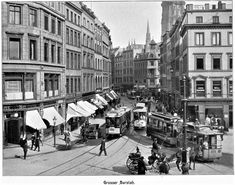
top-left (26, 110), bottom-right (47, 129)
top-left (66, 103), bottom-right (84, 121)
top-left (110, 90), bottom-right (119, 98)
top-left (92, 100), bottom-right (104, 109)
top-left (77, 101), bottom-right (95, 115)
top-left (108, 92), bottom-right (116, 99)
top-left (83, 101), bottom-right (98, 111)
top-left (106, 93), bottom-right (113, 101)
top-left (68, 103), bottom-right (90, 117)
top-left (96, 94), bottom-right (108, 105)
top-left (43, 107), bottom-right (65, 126)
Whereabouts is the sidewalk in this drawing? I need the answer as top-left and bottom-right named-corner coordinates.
top-left (3, 128), bottom-right (82, 160)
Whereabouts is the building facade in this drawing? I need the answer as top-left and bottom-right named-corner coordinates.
top-left (160, 1), bottom-right (233, 128)
top-left (64, 2), bottom-right (82, 104)
top-left (2, 1), bottom-right (66, 144)
top-left (2, 1), bottom-right (112, 145)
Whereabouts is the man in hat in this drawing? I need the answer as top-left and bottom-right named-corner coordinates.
top-left (138, 156), bottom-right (147, 175)
top-left (99, 137), bottom-right (107, 156)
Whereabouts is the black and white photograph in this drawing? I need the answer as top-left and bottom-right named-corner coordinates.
top-left (1, 0), bottom-right (234, 184)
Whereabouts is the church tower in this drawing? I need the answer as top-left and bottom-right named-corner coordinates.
top-left (145, 20), bottom-right (151, 52)
top-left (161, 1), bottom-right (185, 37)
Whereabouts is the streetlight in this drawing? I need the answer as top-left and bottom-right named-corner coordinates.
top-left (53, 116), bottom-right (57, 147)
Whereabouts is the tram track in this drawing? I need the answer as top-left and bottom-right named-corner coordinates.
top-left (73, 135), bottom-right (132, 175)
top-left (37, 127), bottom-right (135, 176)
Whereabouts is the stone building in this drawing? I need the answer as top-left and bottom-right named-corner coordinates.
top-left (2, 1), bottom-right (66, 144)
top-left (2, 1), bottom-right (112, 145)
top-left (159, 1), bottom-right (233, 128)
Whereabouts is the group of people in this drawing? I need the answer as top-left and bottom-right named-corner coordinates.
top-left (19, 130), bottom-right (43, 160)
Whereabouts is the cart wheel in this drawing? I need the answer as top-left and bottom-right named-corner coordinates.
top-left (126, 158), bottom-right (132, 169)
top-left (129, 161), bottom-right (138, 175)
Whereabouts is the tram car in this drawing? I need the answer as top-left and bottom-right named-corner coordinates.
top-left (133, 103), bottom-right (148, 129)
top-left (186, 122), bottom-right (223, 161)
top-left (105, 106), bottom-right (131, 137)
top-left (146, 112), bottom-right (183, 146)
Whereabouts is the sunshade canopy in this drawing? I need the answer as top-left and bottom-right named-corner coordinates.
top-left (43, 107), bottom-right (65, 126)
top-left (26, 110), bottom-right (47, 129)
top-left (77, 101), bottom-right (95, 115)
top-left (66, 103), bottom-right (84, 121)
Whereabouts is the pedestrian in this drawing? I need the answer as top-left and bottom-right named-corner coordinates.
top-left (152, 138), bottom-right (160, 155)
top-left (176, 148), bottom-right (182, 171)
top-left (189, 147), bottom-right (196, 170)
top-left (30, 133), bottom-right (35, 150)
top-left (34, 134), bottom-right (40, 152)
top-left (137, 156), bottom-right (147, 175)
top-left (99, 137), bottom-right (107, 156)
top-left (20, 135), bottom-right (28, 160)
top-left (181, 162), bottom-right (189, 175)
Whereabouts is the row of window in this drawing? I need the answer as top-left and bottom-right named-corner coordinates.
top-left (7, 35), bottom-right (62, 64)
top-left (44, 39), bottom-right (62, 64)
top-left (66, 76), bottom-right (81, 95)
top-left (83, 17), bottom-right (94, 32)
top-left (66, 8), bottom-right (81, 26)
top-left (195, 32), bottom-right (232, 46)
top-left (195, 54), bottom-right (232, 70)
top-left (83, 33), bottom-right (94, 49)
top-left (44, 12), bottom-right (62, 36)
top-left (4, 73), bottom-right (60, 101)
top-left (66, 26), bottom-right (81, 47)
top-left (196, 15), bottom-right (232, 24)
top-left (123, 68), bottom-right (133, 75)
top-left (66, 50), bottom-right (81, 70)
top-left (195, 80), bottom-right (232, 97)
top-left (83, 53), bottom-right (94, 68)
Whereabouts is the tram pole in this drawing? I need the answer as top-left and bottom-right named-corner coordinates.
top-left (182, 75), bottom-right (188, 163)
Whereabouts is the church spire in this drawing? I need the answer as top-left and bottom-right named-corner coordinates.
top-left (146, 20), bottom-right (151, 45)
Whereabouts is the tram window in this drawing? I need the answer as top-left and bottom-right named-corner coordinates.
top-left (217, 135), bottom-right (222, 148)
top-left (210, 136), bottom-right (216, 149)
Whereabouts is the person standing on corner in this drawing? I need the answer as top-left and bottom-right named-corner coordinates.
top-left (99, 137), bottom-right (107, 156)
top-left (20, 135), bottom-right (28, 160)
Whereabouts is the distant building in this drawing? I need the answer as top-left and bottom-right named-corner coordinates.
top-left (134, 22), bottom-right (160, 95)
top-left (159, 1), bottom-right (233, 128)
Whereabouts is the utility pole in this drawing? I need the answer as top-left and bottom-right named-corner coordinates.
top-left (182, 75), bottom-right (187, 163)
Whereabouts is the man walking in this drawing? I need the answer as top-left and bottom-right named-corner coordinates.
top-left (99, 137), bottom-right (107, 156)
top-left (20, 135), bottom-right (28, 160)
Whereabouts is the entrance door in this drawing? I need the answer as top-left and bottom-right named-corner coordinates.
top-left (229, 111), bottom-right (233, 127)
top-left (7, 119), bottom-right (20, 144)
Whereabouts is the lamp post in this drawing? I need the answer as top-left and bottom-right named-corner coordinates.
top-left (182, 75), bottom-right (188, 163)
top-left (53, 116), bottom-right (57, 147)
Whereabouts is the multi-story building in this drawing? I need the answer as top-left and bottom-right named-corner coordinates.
top-left (160, 1), bottom-right (233, 128)
top-left (64, 2), bottom-right (82, 104)
top-left (2, 1), bottom-right (112, 145)
top-left (80, 3), bottom-right (96, 94)
top-left (2, 1), bottom-right (66, 144)
top-left (134, 22), bottom-right (160, 93)
top-left (122, 43), bottom-right (143, 91)
top-left (161, 1), bottom-right (185, 37)
top-left (102, 23), bottom-right (111, 90)
top-left (94, 18), bottom-right (103, 90)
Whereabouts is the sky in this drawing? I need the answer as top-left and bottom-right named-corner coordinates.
top-left (84, 1), bottom-right (162, 48)
top-left (83, 0), bottom-right (232, 48)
